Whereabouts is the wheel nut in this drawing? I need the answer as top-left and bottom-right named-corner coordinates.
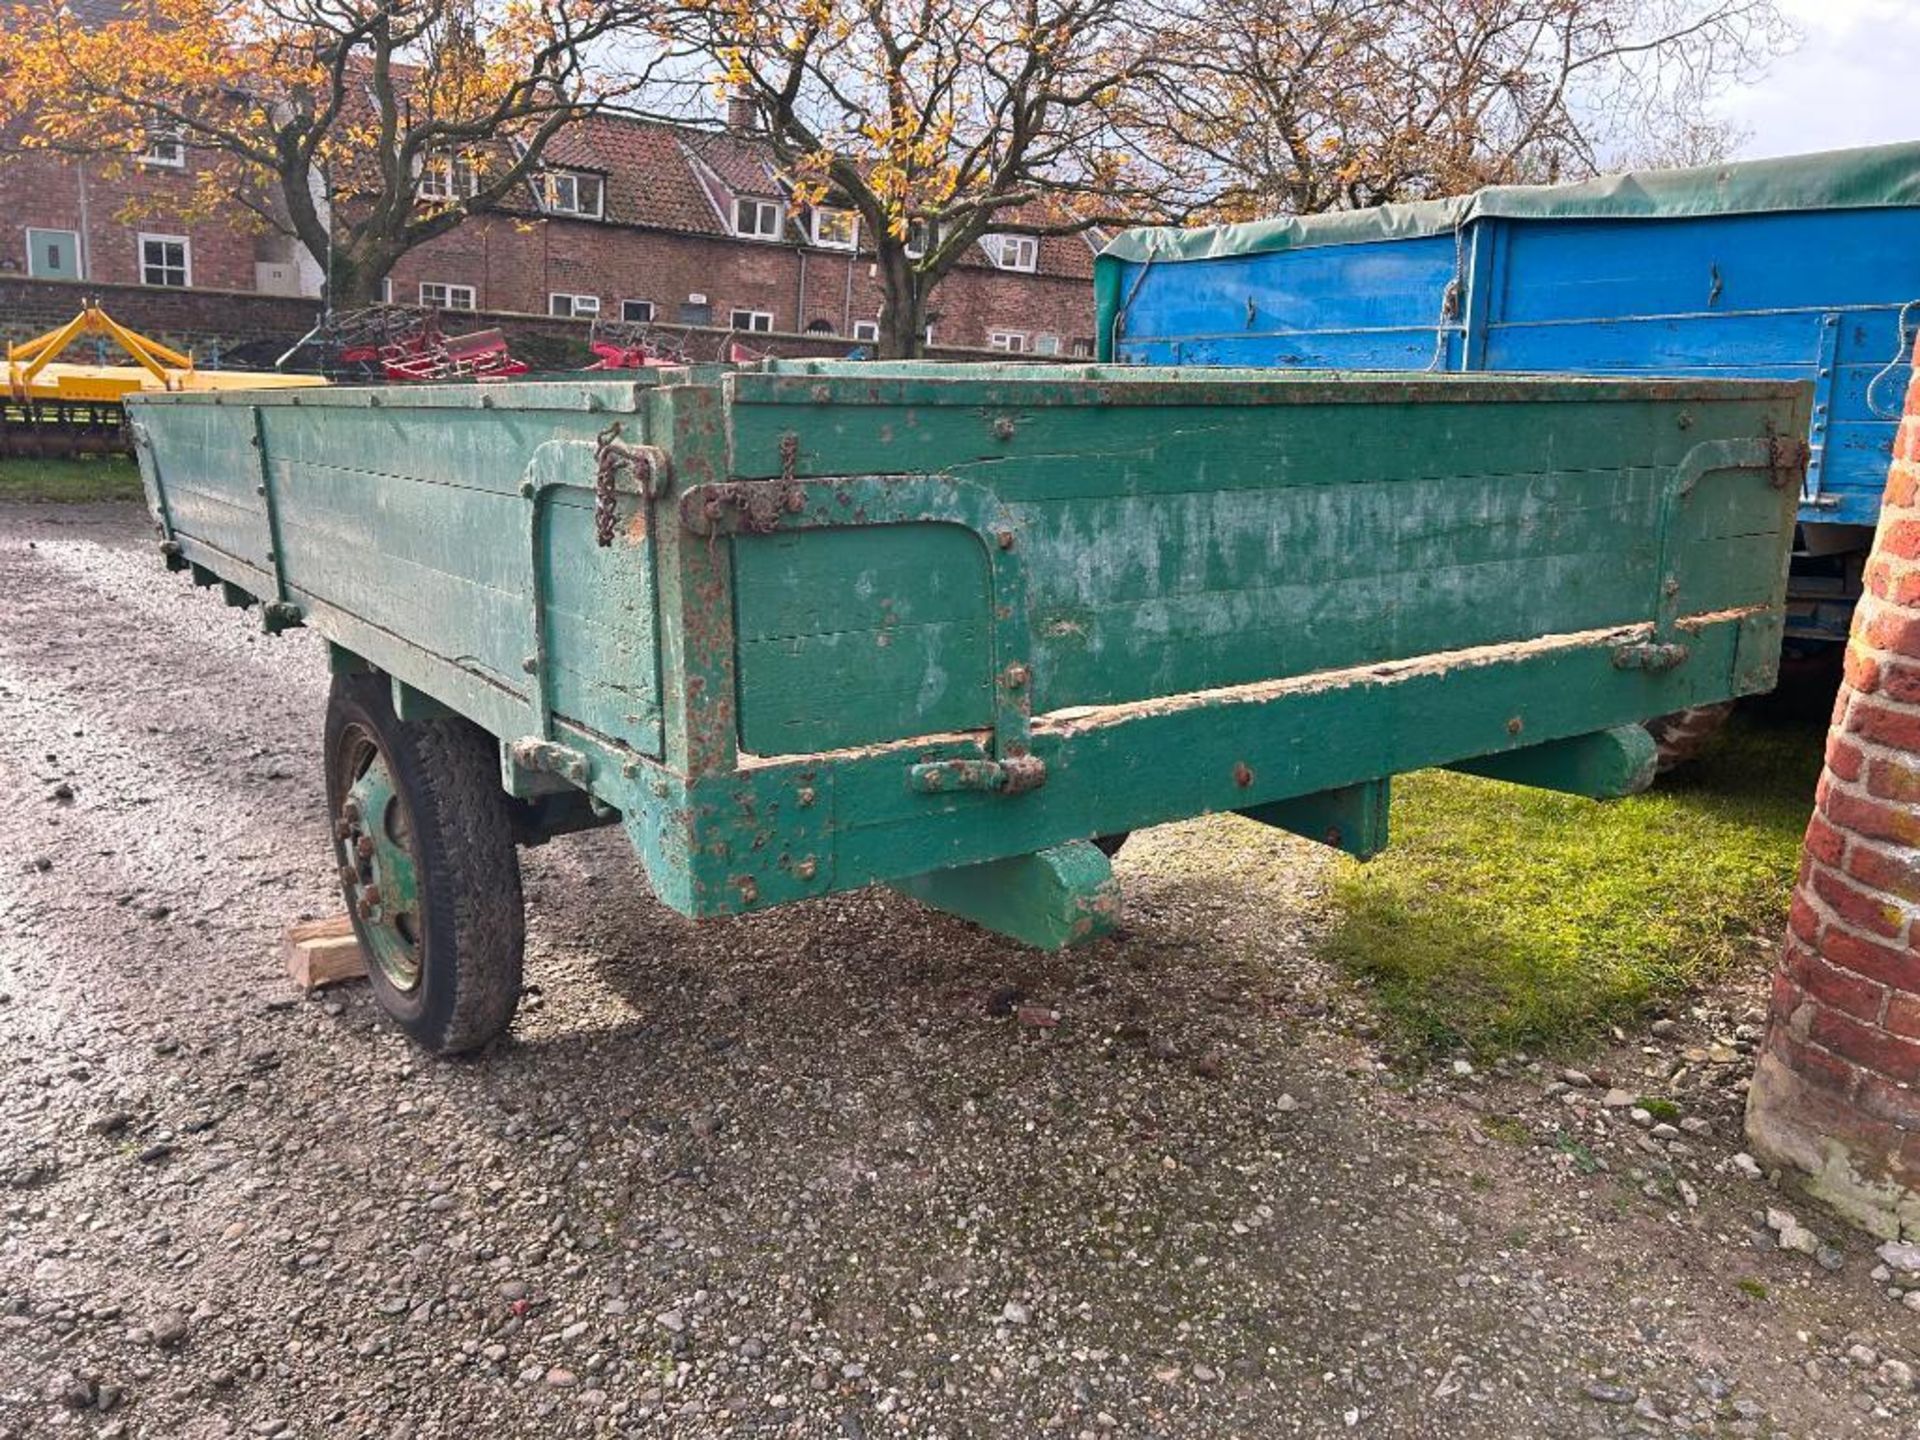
top-left (356, 836), bottom-right (375, 860)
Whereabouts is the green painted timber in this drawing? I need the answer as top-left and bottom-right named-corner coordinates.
top-left (1448, 723), bottom-right (1659, 798)
top-left (1240, 779), bottom-right (1391, 860)
top-left (890, 840), bottom-right (1120, 949)
top-left (128, 363), bottom-right (1809, 949)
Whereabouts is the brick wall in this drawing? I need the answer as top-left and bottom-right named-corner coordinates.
top-left (1746, 344), bottom-right (1920, 1239)
top-left (3, 146), bottom-right (1097, 354)
top-left (389, 213), bottom-right (1095, 352)
top-left (0, 148), bottom-right (263, 292)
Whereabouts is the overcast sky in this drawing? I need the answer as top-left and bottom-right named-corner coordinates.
top-left (1716, 0), bottom-right (1920, 157)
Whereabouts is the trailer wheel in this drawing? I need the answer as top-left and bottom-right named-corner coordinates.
top-left (323, 671), bottom-right (525, 1054)
top-left (1644, 703), bottom-right (1735, 774)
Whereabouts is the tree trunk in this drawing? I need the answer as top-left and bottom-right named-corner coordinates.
top-left (324, 242), bottom-right (402, 309)
top-left (875, 245), bottom-right (927, 359)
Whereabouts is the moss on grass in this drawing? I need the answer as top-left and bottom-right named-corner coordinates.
top-left (0, 455), bottom-right (143, 503)
top-left (1322, 714), bottom-right (1823, 1063)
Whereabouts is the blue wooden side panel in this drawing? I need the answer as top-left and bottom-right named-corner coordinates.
top-left (1110, 206), bottom-right (1920, 529)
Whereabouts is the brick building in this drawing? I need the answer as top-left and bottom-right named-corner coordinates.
top-left (0, 109), bottom-right (1098, 355)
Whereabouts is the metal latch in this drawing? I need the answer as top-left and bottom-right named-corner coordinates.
top-left (909, 756), bottom-right (1047, 795)
top-left (1612, 642), bottom-right (1690, 672)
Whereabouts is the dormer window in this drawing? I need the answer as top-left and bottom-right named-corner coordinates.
top-left (418, 153), bottom-right (477, 201)
top-left (733, 197), bottom-right (783, 241)
top-left (811, 207), bottom-right (857, 250)
top-left (537, 169), bottom-right (604, 218)
top-left (137, 128), bottom-right (185, 168)
top-left (985, 233), bottom-right (1039, 272)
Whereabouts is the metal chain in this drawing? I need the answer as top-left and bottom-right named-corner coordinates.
top-left (593, 422), bottom-right (623, 547)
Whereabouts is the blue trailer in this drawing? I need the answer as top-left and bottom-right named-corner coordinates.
top-left (1096, 144), bottom-right (1920, 652)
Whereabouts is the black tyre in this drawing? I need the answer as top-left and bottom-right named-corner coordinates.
top-left (323, 670), bottom-right (525, 1054)
top-left (1093, 833), bottom-right (1130, 858)
top-left (1644, 702), bottom-right (1735, 774)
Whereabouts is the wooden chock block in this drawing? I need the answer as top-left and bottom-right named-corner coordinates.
top-left (283, 915), bottom-right (368, 991)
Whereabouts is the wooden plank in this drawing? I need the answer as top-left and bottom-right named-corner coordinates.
top-left (1446, 724), bottom-right (1658, 799)
top-left (282, 915), bottom-right (367, 991)
top-left (889, 840), bottom-right (1119, 950)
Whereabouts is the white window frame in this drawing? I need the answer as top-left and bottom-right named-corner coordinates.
top-left (729, 308), bottom-right (774, 333)
top-left (810, 207), bottom-right (858, 250)
top-left (988, 330), bottom-right (1028, 353)
top-left (1032, 333), bottom-right (1061, 356)
top-left (137, 232), bottom-right (191, 288)
top-left (417, 154), bottom-right (477, 202)
top-left (25, 227), bottom-right (82, 280)
top-left (986, 233), bottom-right (1039, 272)
top-left (419, 281), bottom-right (476, 312)
top-left (851, 319), bottom-right (879, 342)
top-left (904, 219), bottom-right (930, 259)
top-left (136, 128), bottom-right (185, 169)
top-left (379, 277), bottom-right (393, 303)
top-left (620, 299), bottom-right (655, 324)
top-left (549, 292), bottom-right (600, 319)
top-left (537, 170), bottom-right (604, 219)
top-left (1070, 336), bottom-right (1096, 358)
top-left (732, 197), bottom-right (783, 241)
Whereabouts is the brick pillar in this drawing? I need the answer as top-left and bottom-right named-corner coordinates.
top-left (1746, 351), bottom-right (1920, 1239)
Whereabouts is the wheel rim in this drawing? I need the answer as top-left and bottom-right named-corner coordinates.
top-left (335, 728), bottom-right (423, 993)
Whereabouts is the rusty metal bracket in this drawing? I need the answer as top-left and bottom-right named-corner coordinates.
top-left (507, 737), bottom-right (591, 788)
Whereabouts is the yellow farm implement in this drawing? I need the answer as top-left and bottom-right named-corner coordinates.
top-left (4, 301), bottom-right (326, 458)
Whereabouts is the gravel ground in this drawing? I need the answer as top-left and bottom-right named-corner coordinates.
top-left (3, 499), bottom-right (1919, 1440)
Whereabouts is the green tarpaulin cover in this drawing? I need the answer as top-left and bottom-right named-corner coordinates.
top-left (1098, 141), bottom-right (1920, 266)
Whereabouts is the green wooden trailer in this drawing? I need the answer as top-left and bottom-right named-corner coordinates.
top-left (129, 362), bottom-right (1809, 1053)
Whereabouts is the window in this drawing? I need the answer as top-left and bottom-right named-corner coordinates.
top-left (733, 197), bottom-right (783, 241)
top-left (1070, 336), bottom-right (1095, 357)
top-left (379, 278), bottom-right (393, 303)
top-left (137, 128), bottom-right (185, 168)
top-left (550, 293), bottom-right (600, 319)
top-left (729, 309), bottom-right (774, 333)
top-left (988, 330), bottom-right (1028, 353)
top-left (985, 233), bottom-right (1039, 272)
top-left (620, 299), bottom-right (655, 324)
top-left (418, 154), bottom-right (476, 201)
top-left (811, 207), bottom-right (857, 250)
top-left (904, 219), bottom-right (930, 258)
top-left (138, 233), bottom-right (190, 288)
top-left (26, 228), bottom-right (82, 281)
top-left (851, 320), bottom-right (879, 342)
top-left (419, 281), bottom-right (476, 311)
top-left (537, 170), bottom-right (604, 218)
top-left (1032, 333), bottom-right (1061, 356)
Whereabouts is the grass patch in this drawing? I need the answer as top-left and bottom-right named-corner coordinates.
top-left (0, 455), bottom-right (143, 503)
top-left (1736, 1277), bottom-right (1769, 1301)
top-left (1322, 714), bottom-right (1823, 1063)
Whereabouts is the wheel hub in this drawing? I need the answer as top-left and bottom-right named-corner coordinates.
top-left (336, 747), bottom-right (422, 992)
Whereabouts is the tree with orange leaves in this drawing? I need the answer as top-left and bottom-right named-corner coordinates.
top-left (625, 0), bottom-right (1180, 358)
top-left (0, 0), bottom-right (638, 304)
